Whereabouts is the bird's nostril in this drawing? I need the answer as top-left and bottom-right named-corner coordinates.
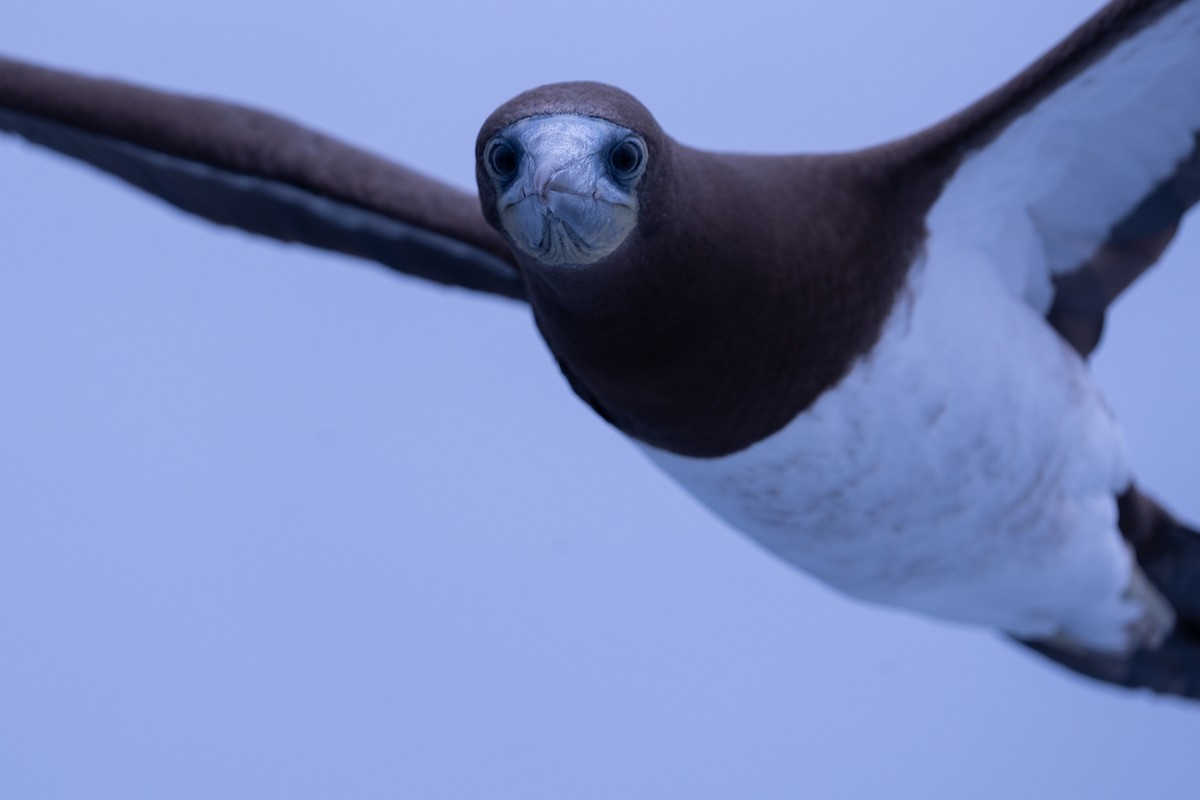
top-left (533, 165), bottom-right (571, 201)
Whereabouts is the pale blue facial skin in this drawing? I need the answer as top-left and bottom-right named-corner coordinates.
top-left (485, 115), bottom-right (647, 266)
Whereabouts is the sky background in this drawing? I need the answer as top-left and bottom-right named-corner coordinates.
top-left (2, 1), bottom-right (1199, 797)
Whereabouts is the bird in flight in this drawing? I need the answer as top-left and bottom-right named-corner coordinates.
top-left (1, 0), bottom-right (1198, 701)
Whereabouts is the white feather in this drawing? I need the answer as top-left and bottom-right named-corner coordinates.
top-left (645, 233), bottom-right (1143, 651)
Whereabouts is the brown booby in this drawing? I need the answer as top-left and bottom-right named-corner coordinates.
top-left (1, 0), bottom-right (1198, 701)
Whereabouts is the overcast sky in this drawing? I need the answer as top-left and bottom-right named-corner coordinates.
top-left (2, 1), bottom-right (1198, 798)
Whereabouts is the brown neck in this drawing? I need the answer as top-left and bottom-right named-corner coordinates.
top-left (520, 146), bottom-right (939, 458)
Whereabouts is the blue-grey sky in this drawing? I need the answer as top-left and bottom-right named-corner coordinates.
top-left (2, 1), bottom-right (1198, 797)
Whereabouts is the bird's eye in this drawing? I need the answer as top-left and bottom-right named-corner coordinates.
top-left (608, 137), bottom-right (646, 182)
top-left (487, 139), bottom-right (519, 180)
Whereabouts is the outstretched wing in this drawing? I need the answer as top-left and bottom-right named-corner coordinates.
top-left (896, 0), bottom-right (1200, 699)
top-left (0, 56), bottom-right (525, 301)
top-left (905, 0), bottom-right (1200, 356)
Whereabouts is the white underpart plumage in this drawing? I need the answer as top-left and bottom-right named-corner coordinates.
top-left (645, 238), bottom-right (1142, 652)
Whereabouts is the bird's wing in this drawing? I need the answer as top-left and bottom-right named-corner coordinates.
top-left (895, 0), bottom-right (1200, 700)
top-left (0, 55), bottom-right (525, 301)
top-left (903, 0), bottom-right (1200, 355)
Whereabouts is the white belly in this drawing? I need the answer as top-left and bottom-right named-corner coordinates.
top-left (644, 239), bottom-right (1144, 652)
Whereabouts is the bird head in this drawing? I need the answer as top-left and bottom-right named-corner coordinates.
top-left (475, 82), bottom-right (668, 269)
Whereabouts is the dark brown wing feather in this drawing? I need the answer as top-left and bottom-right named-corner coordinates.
top-left (1046, 136), bottom-right (1200, 353)
top-left (0, 55), bottom-right (525, 300)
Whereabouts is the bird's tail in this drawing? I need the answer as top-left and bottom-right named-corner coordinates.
top-left (1021, 489), bottom-right (1200, 700)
